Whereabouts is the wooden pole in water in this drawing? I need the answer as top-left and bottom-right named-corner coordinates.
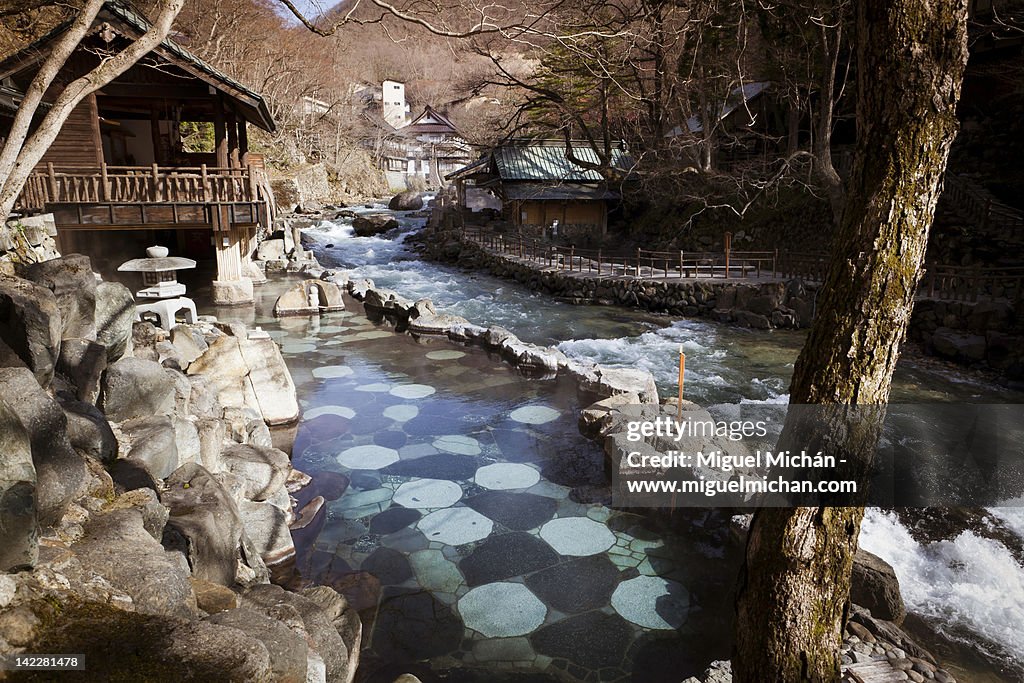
top-left (677, 345), bottom-right (686, 419)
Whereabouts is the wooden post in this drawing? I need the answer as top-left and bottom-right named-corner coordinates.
top-left (239, 120), bottom-right (250, 166)
top-left (773, 248), bottom-right (779, 279)
top-left (151, 163), bottom-right (161, 202)
top-left (201, 164), bottom-right (210, 202)
top-left (227, 111), bottom-right (240, 169)
top-left (150, 109), bottom-right (162, 165)
top-left (569, 245), bottom-right (575, 272)
top-left (213, 96), bottom-right (229, 169)
top-left (677, 346), bottom-right (686, 419)
top-left (680, 251), bottom-right (684, 278)
top-left (100, 162), bottom-right (110, 201)
top-left (47, 162), bottom-right (58, 201)
top-left (724, 231), bottom-right (732, 279)
top-left (636, 248), bottom-right (642, 277)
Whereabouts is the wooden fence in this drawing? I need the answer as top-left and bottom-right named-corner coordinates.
top-left (462, 228), bottom-right (778, 280)
top-left (943, 174), bottom-right (1024, 243)
top-left (920, 264), bottom-right (1024, 304)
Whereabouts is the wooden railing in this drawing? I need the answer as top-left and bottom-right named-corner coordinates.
top-left (462, 228), bottom-right (778, 280)
top-left (921, 265), bottom-right (1024, 304)
top-left (18, 163), bottom-right (268, 210)
top-left (776, 252), bottom-right (830, 282)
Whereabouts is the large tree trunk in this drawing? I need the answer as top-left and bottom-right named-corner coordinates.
top-left (732, 2), bottom-right (968, 682)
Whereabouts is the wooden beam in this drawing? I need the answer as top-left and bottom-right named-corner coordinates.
top-left (150, 109), bottom-right (162, 165)
top-left (239, 121), bottom-right (249, 165)
top-left (87, 93), bottom-right (103, 165)
top-left (227, 110), bottom-right (240, 168)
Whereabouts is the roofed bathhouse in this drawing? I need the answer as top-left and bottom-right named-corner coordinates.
top-left (447, 140), bottom-right (634, 243)
top-left (0, 1), bottom-right (276, 305)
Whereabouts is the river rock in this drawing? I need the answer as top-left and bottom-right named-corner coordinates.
top-left (242, 583), bottom-right (354, 683)
top-left (149, 618), bottom-right (274, 682)
top-left (221, 444), bottom-right (290, 502)
top-left (100, 357), bottom-right (176, 422)
top-left (170, 325), bottom-right (208, 367)
top-left (257, 239), bottom-right (288, 262)
top-left (577, 366), bottom-right (659, 404)
top-left (851, 549), bottom-right (906, 625)
top-left (61, 399), bottom-right (118, 463)
top-left (239, 335), bottom-right (299, 425)
top-left (71, 505), bottom-right (198, 618)
top-left (0, 397), bottom-right (37, 571)
top-left (207, 607), bottom-right (309, 683)
top-left (187, 335), bottom-right (248, 409)
top-left (348, 278), bottom-right (374, 299)
top-left (238, 499), bottom-right (295, 565)
top-left (56, 337), bottom-right (107, 403)
top-left (94, 281), bottom-right (134, 362)
top-left (352, 214), bottom-right (399, 237)
top-left (0, 277), bottom-right (62, 386)
top-left (483, 326), bottom-right (517, 347)
top-left (410, 298), bottom-right (436, 319)
top-left (931, 327), bottom-right (986, 362)
top-left (23, 253), bottom-right (97, 340)
top-left (407, 313), bottom-right (471, 336)
top-left (123, 415), bottom-right (180, 480)
top-left (364, 287), bottom-right (413, 314)
top-left (273, 280), bottom-right (345, 316)
top-left (578, 393), bottom-right (641, 437)
top-left (0, 367), bottom-right (88, 527)
top-left (389, 191), bottom-right (424, 211)
top-left (163, 463), bottom-right (255, 587)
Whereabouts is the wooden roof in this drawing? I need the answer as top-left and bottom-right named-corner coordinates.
top-left (0, 1), bottom-right (275, 132)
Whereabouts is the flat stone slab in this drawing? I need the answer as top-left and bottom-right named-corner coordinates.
top-left (525, 555), bottom-right (623, 614)
top-left (368, 506), bottom-right (422, 535)
top-left (432, 434), bottom-right (481, 456)
top-left (383, 404), bottom-right (419, 422)
top-left (472, 637), bottom-right (536, 663)
top-left (372, 587), bottom-right (464, 660)
top-left (361, 546), bottom-right (414, 586)
top-left (390, 384), bottom-right (437, 399)
top-left (312, 365), bottom-right (354, 379)
top-left (539, 517), bottom-right (616, 556)
top-left (458, 582), bottom-right (547, 638)
top-left (337, 444), bottom-right (400, 470)
top-left (304, 405), bottom-right (356, 420)
top-left (610, 575), bottom-right (689, 630)
top-left (355, 383), bottom-right (392, 392)
top-left (530, 611), bottom-right (633, 670)
top-left (418, 507), bottom-right (493, 546)
top-left (475, 463), bottom-right (541, 490)
top-left (465, 491), bottom-right (558, 532)
top-left (382, 454), bottom-right (478, 481)
top-left (409, 548), bottom-right (465, 593)
top-left (425, 350), bottom-right (466, 361)
top-left (281, 342), bottom-right (317, 354)
top-left (392, 478), bottom-right (463, 509)
top-left (352, 331), bottom-right (393, 341)
top-left (509, 405), bottom-right (561, 425)
top-left (459, 532), bottom-right (560, 586)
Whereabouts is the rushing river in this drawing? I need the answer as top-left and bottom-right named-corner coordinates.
top-left (215, 203), bottom-right (1023, 682)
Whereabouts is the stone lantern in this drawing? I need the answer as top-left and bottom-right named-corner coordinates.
top-left (118, 246), bottom-right (198, 330)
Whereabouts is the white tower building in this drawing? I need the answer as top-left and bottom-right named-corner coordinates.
top-left (382, 80), bottom-right (410, 128)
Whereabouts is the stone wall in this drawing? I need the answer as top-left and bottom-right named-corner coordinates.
top-left (909, 298), bottom-right (1024, 382)
top-left (415, 228), bottom-right (818, 330)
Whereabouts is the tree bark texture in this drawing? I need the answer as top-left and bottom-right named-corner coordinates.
top-left (733, 2), bottom-right (967, 682)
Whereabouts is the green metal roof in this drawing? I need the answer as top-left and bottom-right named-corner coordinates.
top-left (493, 143), bottom-right (632, 182)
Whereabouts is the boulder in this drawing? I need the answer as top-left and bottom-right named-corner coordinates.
top-left (61, 399), bottom-right (118, 463)
top-left (483, 326), bottom-right (518, 347)
top-left (501, 339), bottom-right (566, 373)
top-left (163, 463), bottom-right (253, 587)
top-left (100, 357), bottom-right (176, 422)
top-left (238, 499), bottom-right (295, 566)
top-left (256, 239), bottom-right (288, 262)
top-left (187, 335), bottom-right (248, 409)
top-left (56, 337), bottom-right (107, 403)
top-left (191, 578), bottom-right (239, 614)
top-left (734, 310), bottom-right (772, 329)
top-left (273, 280), bottom-right (345, 316)
top-left (23, 253), bottom-right (97, 340)
top-left (931, 327), bottom-right (987, 362)
top-left (409, 298), bottom-right (436, 319)
top-left (71, 505), bottom-right (198, 618)
top-left (196, 417), bottom-right (226, 473)
top-left (170, 325), bottom-right (208, 368)
top-left (242, 583), bottom-right (353, 683)
top-left (348, 278), bottom-right (374, 299)
top-left (363, 287), bottom-right (413, 314)
top-left (122, 415), bottom-right (179, 480)
top-left (0, 277), bottom-right (62, 386)
top-left (0, 367), bottom-right (88, 527)
top-left (148, 619), bottom-right (274, 682)
top-left (211, 278), bottom-right (255, 306)
top-left (578, 393), bottom-right (641, 438)
top-left (207, 607), bottom-right (308, 683)
top-left (301, 585), bottom-right (362, 680)
top-left (389, 191), bottom-right (424, 211)
top-left (94, 281), bottom-right (135, 361)
top-left (239, 336), bottom-right (299, 425)
top-left (221, 444), bottom-right (291, 502)
top-left (578, 366), bottom-right (660, 405)
top-left (407, 313), bottom-right (471, 336)
top-left (851, 548), bottom-right (906, 625)
top-left (130, 320), bottom-right (162, 362)
top-left (352, 214), bottom-right (399, 237)
top-left (0, 397), bottom-right (37, 571)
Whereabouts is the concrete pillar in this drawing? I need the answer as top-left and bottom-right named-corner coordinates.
top-left (211, 206), bottom-right (253, 305)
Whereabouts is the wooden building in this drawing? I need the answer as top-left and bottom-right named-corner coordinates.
top-left (0, 0), bottom-right (277, 304)
top-left (447, 140), bottom-right (630, 240)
